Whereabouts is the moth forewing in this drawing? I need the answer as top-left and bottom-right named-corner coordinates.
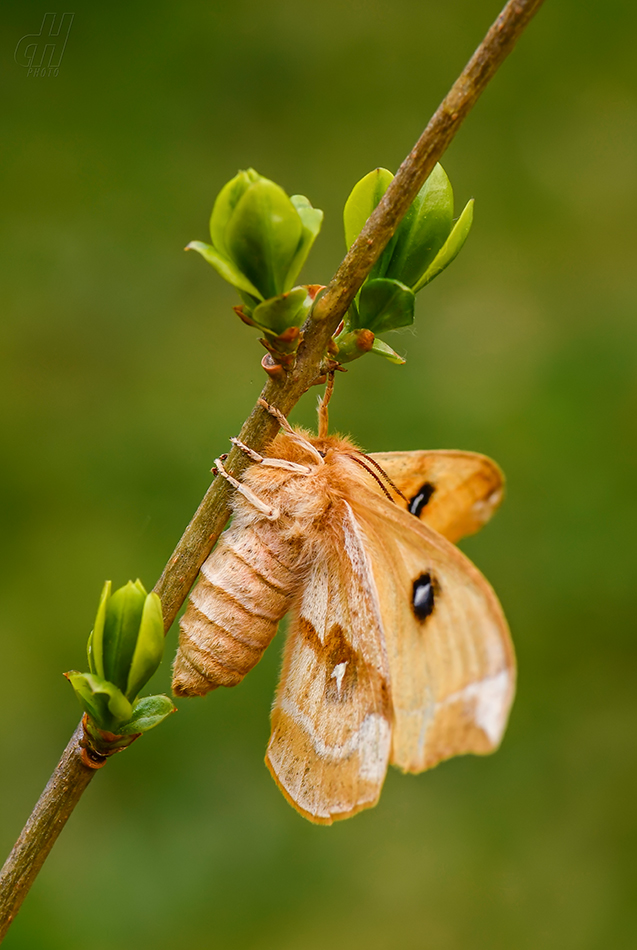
top-left (369, 450), bottom-right (504, 543)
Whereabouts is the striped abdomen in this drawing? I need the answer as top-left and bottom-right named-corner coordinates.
top-left (172, 523), bottom-right (299, 696)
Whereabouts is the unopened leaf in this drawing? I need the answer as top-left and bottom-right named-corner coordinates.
top-left (119, 694), bottom-right (176, 735)
top-left (344, 168), bottom-right (393, 250)
top-left (252, 286), bottom-right (310, 336)
top-left (87, 579), bottom-right (110, 678)
top-left (226, 179), bottom-right (302, 299)
top-left (186, 241), bottom-right (263, 299)
top-left (414, 198), bottom-right (474, 291)
top-left (284, 196), bottom-right (323, 292)
top-left (387, 163), bottom-right (454, 289)
top-left (357, 278), bottom-right (415, 334)
top-left (66, 671), bottom-right (132, 729)
top-left (209, 168), bottom-right (260, 257)
top-left (125, 592), bottom-right (164, 700)
top-left (370, 338), bottom-right (405, 364)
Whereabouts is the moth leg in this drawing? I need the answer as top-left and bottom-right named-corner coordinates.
top-left (258, 398), bottom-right (324, 466)
top-left (213, 457), bottom-right (280, 520)
top-left (317, 370), bottom-right (335, 439)
top-left (258, 398), bottom-right (295, 433)
top-left (230, 437), bottom-right (313, 475)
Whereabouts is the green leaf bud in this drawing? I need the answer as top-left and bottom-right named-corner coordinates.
top-left (332, 328), bottom-right (376, 364)
top-left (190, 169), bottom-right (323, 303)
top-left (225, 178), bottom-right (303, 299)
top-left (66, 582), bottom-right (170, 746)
top-left (337, 163), bottom-right (473, 366)
top-left (85, 580), bottom-right (165, 704)
top-left (344, 163), bottom-right (470, 294)
top-left (251, 286), bottom-right (312, 337)
top-left (101, 580), bottom-right (147, 693)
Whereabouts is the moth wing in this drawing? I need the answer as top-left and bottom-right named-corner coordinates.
top-left (369, 450), bottom-right (504, 542)
top-left (351, 488), bottom-right (515, 774)
top-left (265, 501), bottom-right (392, 825)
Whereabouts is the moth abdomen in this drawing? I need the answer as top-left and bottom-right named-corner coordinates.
top-left (172, 526), bottom-right (298, 697)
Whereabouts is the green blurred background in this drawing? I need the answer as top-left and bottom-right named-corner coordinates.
top-left (2, 1), bottom-right (636, 947)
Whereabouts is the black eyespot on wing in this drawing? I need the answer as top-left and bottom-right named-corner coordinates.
top-left (408, 482), bottom-right (435, 517)
top-left (412, 573), bottom-right (435, 620)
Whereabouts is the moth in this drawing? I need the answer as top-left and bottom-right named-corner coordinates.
top-left (172, 397), bottom-right (515, 824)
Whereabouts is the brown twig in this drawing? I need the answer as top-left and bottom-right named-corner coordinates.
top-left (0, 0), bottom-right (545, 939)
top-left (0, 725), bottom-right (95, 940)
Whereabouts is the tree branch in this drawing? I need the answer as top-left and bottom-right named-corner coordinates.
top-left (0, 0), bottom-right (545, 939)
top-left (0, 725), bottom-right (95, 940)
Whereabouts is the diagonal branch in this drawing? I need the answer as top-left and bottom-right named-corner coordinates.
top-left (0, 0), bottom-right (545, 939)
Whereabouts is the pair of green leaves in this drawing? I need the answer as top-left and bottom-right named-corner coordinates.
top-left (66, 580), bottom-right (174, 737)
top-left (334, 164), bottom-right (474, 364)
top-left (188, 169), bottom-right (323, 356)
top-left (189, 164), bottom-right (472, 369)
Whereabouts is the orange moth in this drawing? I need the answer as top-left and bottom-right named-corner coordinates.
top-left (172, 396), bottom-right (515, 824)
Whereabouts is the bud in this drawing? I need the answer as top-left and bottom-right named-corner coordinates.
top-left (66, 580), bottom-right (174, 741)
top-left (88, 579), bottom-right (164, 700)
top-left (336, 163), bottom-right (473, 363)
top-left (344, 163), bottom-right (473, 291)
top-left (233, 283), bottom-right (324, 366)
top-left (187, 168), bottom-right (323, 303)
top-left (333, 326), bottom-right (405, 365)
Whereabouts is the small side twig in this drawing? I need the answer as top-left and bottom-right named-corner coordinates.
top-left (0, 0), bottom-right (545, 939)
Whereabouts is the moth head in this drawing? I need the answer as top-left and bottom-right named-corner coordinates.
top-left (310, 434), bottom-right (359, 460)
top-left (266, 430), bottom-right (361, 471)
top-left (265, 429), bottom-right (323, 468)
